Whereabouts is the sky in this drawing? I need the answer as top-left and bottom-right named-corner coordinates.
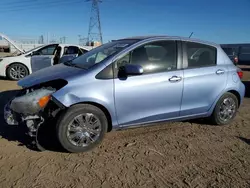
top-left (0, 0), bottom-right (250, 44)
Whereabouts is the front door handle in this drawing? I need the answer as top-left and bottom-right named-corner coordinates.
top-left (216, 69), bottom-right (225, 75)
top-left (169, 76), bottom-right (182, 82)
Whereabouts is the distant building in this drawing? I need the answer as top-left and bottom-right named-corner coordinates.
top-left (86, 41), bottom-right (102, 47)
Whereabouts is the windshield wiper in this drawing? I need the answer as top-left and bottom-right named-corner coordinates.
top-left (63, 60), bottom-right (86, 69)
top-left (63, 60), bottom-right (74, 66)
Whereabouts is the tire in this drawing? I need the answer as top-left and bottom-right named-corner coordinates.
top-left (6, 63), bottom-right (29, 81)
top-left (210, 92), bottom-right (238, 125)
top-left (56, 104), bottom-right (108, 153)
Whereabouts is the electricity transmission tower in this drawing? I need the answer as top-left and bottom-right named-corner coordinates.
top-left (86, 0), bottom-right (103, 44)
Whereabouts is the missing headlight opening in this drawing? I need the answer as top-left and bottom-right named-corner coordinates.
top-left (10, 87), bottom-right (56, 114)
top-left (8, 87), bottom-right (61, 151)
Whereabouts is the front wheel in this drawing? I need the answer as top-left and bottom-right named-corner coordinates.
top-left (56, 104), bottom-right (108, 153)
top-left (6, 63), bottom-right (29, 80)
top-left (210, 92), bottom-right (238, 125)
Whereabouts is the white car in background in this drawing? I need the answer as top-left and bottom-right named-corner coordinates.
top-left (0, 43), bottom-right (93, 80)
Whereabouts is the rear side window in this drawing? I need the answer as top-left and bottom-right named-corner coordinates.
top-left (185, 42), bottom-right (217, 68)
top-left (64, 46), bottom-right (79, 55)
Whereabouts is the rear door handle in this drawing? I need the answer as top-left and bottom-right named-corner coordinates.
top-left (169, 76), bottom-right (182, 82)
top-left (216, 69), bottom-right (225, 75)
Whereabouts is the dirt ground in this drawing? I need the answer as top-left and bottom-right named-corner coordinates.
top-left (0, 73), bottom-right (250, 188)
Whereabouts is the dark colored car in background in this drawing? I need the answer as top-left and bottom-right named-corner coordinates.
top-left (221, 43), bottom-right (250, 66)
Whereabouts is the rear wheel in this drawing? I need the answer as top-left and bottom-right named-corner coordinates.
top-left (210, 92), bottom-right (238, 125)
top-left (7, 63), bottom-right (29, 80)
top-left (56, 104), bottom-right (108, 153)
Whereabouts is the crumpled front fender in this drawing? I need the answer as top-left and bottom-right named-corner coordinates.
top-left (52, 84), bottom-right (119, 128)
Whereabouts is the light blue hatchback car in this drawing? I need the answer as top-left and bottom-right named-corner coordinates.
top-left (4, 36), bottom-right (245, 153)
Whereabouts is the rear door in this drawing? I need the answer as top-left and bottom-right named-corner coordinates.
top-left (180, 41), bottom-right (227, 116)
top-left (31, 44), bottom-right (58, 72)
top-left (59, 46), bottom-right (79, 64)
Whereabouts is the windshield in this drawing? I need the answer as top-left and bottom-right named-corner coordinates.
top-left (69, 39), bottom-right (139, 69)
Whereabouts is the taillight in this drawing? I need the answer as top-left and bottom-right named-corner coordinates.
top-left (237, 69), bottom-right (243, 79)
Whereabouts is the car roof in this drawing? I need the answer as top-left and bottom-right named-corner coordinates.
top-left (47, 43), bottom-right (93, 50)
top-left (118, 35), bottom-right (220, 48)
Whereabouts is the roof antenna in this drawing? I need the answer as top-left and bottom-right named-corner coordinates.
top-left (189, 32), bottom-right (194, 38)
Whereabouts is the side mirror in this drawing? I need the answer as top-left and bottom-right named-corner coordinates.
top-left (31, 51), bottom-right (40, 56)
top-left (119, 64), bottom-right (143, 76)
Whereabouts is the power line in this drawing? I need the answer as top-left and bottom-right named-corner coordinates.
top-left (0, 0), bottom-right (40, 7)
top-left (0, 0), bottom-right (83, 13)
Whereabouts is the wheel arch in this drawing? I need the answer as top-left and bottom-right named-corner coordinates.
top-left (6, 62), bottom-right (30, 75)
top-left (70, 101), bottom-right (113, 132)
top-left (209, 89), bottom-right (242, 116)
top-left (227, 90), bottom-right (241, 107)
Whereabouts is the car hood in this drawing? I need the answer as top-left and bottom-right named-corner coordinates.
top-left (18, 64), bottom-right (84, 88)
top-left (1, 53), bottom-right (22, 58)
top-left (2, 53), bottom-right (25, 60)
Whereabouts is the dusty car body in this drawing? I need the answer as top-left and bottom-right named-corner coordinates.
top-left (4, 36), bottom-right (245, 153)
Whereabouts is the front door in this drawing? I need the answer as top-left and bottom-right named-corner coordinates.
top-left (180, 41), bottom-right (227, 116)
top-left (31, 44), bottom-right (58, 72)
top-left (114, 40), bottom-right (184, 126)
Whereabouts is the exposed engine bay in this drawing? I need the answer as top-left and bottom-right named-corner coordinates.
top-left (4, 79), bottom-right (67, 151)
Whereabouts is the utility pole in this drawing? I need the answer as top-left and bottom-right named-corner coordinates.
top-left (78, 35), bottom-right (82, 45)
top-left (61, 36), bottom-right (66, 43)
top-left (47, 32), bottom-right (49, 44)
top-left (86, 0), bottom-right (103, 45)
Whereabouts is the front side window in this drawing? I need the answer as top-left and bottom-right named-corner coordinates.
top-left (69, 39), bottom-right (139, 69)
top-left (115, 40), bottom-right (177, 75)
top-left (185, 42), bottom-right (216, 68)
top-left (35, 44), bottom-right (58, 55)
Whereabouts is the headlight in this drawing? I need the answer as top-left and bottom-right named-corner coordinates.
top-left (10, 87), bottom-right (56, 115)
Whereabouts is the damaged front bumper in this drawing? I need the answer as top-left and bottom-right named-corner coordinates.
top-left (4, 87), bottom-right (55, 125)
top-left (3, 87), bottom-right (60, 151)
top-left (4, 101), bottom-right (19, 125)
